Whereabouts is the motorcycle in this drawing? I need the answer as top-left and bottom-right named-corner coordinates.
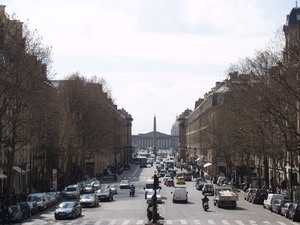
top-left (203, 202), bottom-right (209, 211)
top-left (129, 188), bottom-right (135, 197)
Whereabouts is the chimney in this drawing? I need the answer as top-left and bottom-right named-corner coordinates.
top-left (0, 5), bottom-right (6, 15)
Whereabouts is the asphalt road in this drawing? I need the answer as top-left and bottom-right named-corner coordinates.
top-left (20, 164), bottom-right (299, 225)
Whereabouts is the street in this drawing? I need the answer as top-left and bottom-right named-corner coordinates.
top-left (20, 164), bottom-right (299, 225)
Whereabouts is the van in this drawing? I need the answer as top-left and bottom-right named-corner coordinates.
top-left (26, 193), bottom-right (50, 211)
top-left (183, 172), bottom-right (192, 181)
top-left (263, 193), bottom-right (284, 210)
top-left (217, 176), bottom-right (226, 186)
top-left (171, 187), bottom-right (188, 203)
top-left (143, 179), bottom-right (154, 199)
top-left (64, 184), bottom-right (80, 199)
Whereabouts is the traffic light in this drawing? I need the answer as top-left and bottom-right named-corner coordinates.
top-left (154, 174), bottom-right (159, 190)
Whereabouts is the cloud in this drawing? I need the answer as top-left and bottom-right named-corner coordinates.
top-left (2, 0), bottom-right (290, 134)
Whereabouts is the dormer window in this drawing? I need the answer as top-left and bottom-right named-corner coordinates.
top-left (297, 13), bottom-right (300, 20)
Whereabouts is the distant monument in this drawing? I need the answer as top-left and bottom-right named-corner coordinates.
top-left (153, 114), bottom-right (157, 157)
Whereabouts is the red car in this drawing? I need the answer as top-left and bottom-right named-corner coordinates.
top-left (165, 178), bottom-right (174, 187)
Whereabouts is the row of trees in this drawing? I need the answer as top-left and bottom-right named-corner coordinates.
top-left (204, 30), bottom-right (300, 196)
top-left (0, 6), bottom-right (129, 202)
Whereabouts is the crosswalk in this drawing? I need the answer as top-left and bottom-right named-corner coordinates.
top-left (22, 218), bottom-right (300, 225)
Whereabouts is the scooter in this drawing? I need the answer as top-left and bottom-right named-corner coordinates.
top-left (203, 202), bottom-right (209, 211)
top-left (129, 188), bottom-right (135, 197)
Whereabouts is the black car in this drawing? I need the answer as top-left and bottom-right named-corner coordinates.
top-left (97, 188), bottom-right (113, 201)
top-left (289, 204), bottom-right (300, 221)
top-left (202, 183), bottom-right (214, 196)
top-left (249, 189), bottom-right (268, 204)
top-left (196, 178), bottom-right (207, 191)
top-left (54, 201), bottom-right (82, 220)
top-left (17, 202), bottom-right (31, 219)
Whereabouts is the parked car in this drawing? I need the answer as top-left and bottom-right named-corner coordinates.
top-left (26, 200), bottom-right (39, 215)
top-left (289, 204), bottom-right (300, 221)
top-left (271, 199), bottom-right (292, 214)
top-left (79, 193), bottom-right (99, 207)
top-left (54, 201), bottom-right (82, 220)
top-left (120, 180), bottom-right (130, 189)
top-left (105, 184), bottom-right (118, 194)
top-left (97, 188), bottom-right (114, 201)
top-left (280, 202), bottom-right (294, 218)
top-left (249, 189), bottom-right (268, 204)
top-left (17, 202), bottom-right (31, 219)
top-left (244, 188), bottom-right (257, 201)
top-left (46, 192), bottom-right (60, 206)
top-left (10, 204), bottom-right (23, 222)
top-left (171, 187), bottom-right (188, 203)
top-left (263, 193), bottom-right (284, 210)
top-left (146, 190), bottom-right (162, 204)
top-left (26, 193), bottom-right (50, 211)
top-left (202, 183), bottom-right (214, 196)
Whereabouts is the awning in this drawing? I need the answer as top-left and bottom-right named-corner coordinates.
top-left (203, 162), bottom-right (212, 168)
top-left (13, 166), bottom-right (26, 174)
top-left (0, 173), bottom-right (7, 179)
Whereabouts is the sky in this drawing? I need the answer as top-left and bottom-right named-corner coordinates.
top-left (1, 0), bottom-right (295, 135)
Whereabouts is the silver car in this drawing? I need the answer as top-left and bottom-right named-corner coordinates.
top-left (105, 184), bottom-right (117, 194)
top-left (79, 193), bottom-right (99, 207)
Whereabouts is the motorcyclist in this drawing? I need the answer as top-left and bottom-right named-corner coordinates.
top-left (130, 184), bottom-right (135, 196)
top-left (130, 184), bottom-right (135, 191)
top-left (201, 194), bottom-right (209, 206)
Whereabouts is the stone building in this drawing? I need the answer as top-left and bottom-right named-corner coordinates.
top-left (132, 115), bottom-right (179, 152)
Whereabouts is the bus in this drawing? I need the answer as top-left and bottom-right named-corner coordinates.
top-left (137, 157), bottom-right (147, 168)
top-left (165, 160), bottom-right (175, 170)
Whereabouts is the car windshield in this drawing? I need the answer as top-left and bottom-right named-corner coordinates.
top-left (11, 206), bottom-right (18, 212)
top-left (121, 180), bottom-right (129, 184)
top-left (66, 187), bottom-right (76, 191)
top-left (30, 196), bottom-right (42, 202)
top-left (146, 184), bottom-right (154, 189)
top-left (59, 202), bottom-right (74, 208)
top-left (82, 194), bottom-right (93, 199)
top-left (100, 189), bottom-right (109, 193)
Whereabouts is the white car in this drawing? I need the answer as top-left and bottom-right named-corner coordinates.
top-left (120, 180), bottom-right (130, 189)
top-left (146, 190), bottom-right (162, 203)
top-left (163, 174), bottom-right (172, 181)
top-left (171, 187), bottom-right (188, 203)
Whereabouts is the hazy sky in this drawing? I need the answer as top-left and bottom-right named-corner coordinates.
top-left (1, 0), bottom-right (295, 135)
